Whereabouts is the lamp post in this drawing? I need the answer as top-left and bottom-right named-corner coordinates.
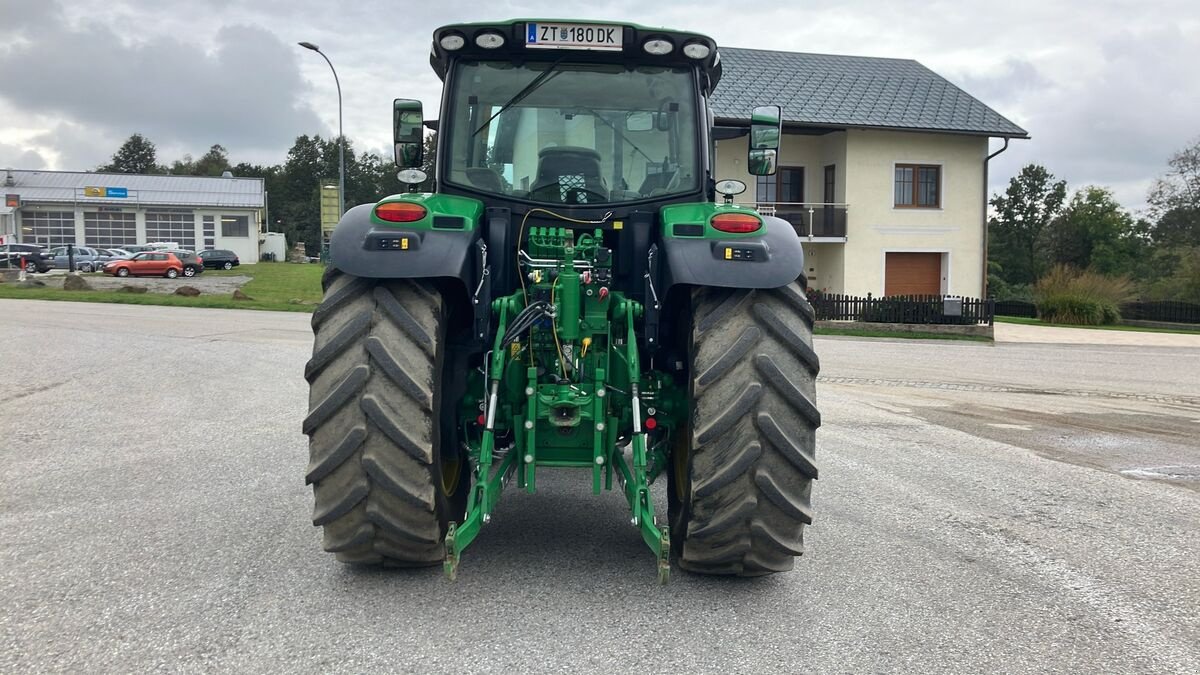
top-left (298, 41), bottom-right (345, 218)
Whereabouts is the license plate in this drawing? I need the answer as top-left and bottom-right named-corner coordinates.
top-left (525, 23), bottom-right (623, 51)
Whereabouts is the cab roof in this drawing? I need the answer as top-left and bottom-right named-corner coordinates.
top-left (429, 19), bottom-right (722, 93)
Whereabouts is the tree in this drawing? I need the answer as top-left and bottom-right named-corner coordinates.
top-left (193, 144), bottom-right (231, 176)
top-left (1147, 138), bottom-right (1200, 248)
top-left (988, 164), bottom-right (1068, 286)
top-left (1039, 186), bottom-right (1142, 276)
top-left (100, 133), bottom-right (161, 174)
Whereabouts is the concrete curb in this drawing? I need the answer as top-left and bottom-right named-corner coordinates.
top-left (817, 320), bottom-right (993, 339)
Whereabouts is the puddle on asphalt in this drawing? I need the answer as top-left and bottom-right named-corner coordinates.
top-left (1119, 466), bottom-right (1200, 481)
top-left (897, 399), bottom-right (1200, 491)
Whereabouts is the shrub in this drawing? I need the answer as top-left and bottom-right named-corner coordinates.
top-left (987, 275), bottom-right (1035, 302)
top-left (1033, 265), bottom-right (1133, 325)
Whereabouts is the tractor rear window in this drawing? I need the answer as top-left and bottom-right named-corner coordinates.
top-left (444, 60), bottom-right (700, 205)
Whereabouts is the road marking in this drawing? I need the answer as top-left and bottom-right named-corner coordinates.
top-left (988, 423), bottom-right (1032, 431)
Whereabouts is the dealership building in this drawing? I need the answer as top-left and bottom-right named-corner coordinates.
top-left (1, 169), bottom-right (266, 263)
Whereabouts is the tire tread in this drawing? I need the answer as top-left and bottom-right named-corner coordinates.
top-left (677, 284), bottom-right (820, 576)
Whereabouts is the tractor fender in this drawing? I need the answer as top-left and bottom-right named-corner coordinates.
top-left (328, 203), bottom-right (479, 289)
top-left (660, 214), bottom-right (805, 290)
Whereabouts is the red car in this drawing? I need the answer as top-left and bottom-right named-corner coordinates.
top-left (103, 251), bottom-right (185, 278)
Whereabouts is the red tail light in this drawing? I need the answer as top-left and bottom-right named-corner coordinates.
top-left (711, 213), bottom-right (762, 234)
top-left (375, 202), bottom-right (427, 223)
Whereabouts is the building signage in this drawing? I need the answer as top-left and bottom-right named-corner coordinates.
top-left (319, 180), bottom-right (340, 233)
top-left (83, 186), bottom-right (129, 198)
top-left (5, 194), bottom-right (18, 207)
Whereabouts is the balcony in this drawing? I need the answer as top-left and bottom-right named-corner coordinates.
top-left (747, 202), bottom-right (848, 241)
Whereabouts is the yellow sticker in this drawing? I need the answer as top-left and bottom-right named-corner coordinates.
top-left (401, 238), bottom-right (409, 250)
top-left (613, 220), bottom-right (624, 230)
top-left (724, 247), bottom-right (732, 260)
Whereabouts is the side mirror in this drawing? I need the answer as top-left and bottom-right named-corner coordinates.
top-left (393, 99), bottom-right (424, 168)
top-left (747, 104), bottom-right (782, 176)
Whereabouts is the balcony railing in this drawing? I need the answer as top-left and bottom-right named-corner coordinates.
top-left (745, 202), bottom-right (848, 239)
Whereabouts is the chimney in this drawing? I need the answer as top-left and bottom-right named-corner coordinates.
top-left (3, 169), bottom-right (14, 187)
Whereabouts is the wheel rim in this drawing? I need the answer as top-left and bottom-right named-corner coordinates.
top-left (672, 425), bottom-right (691, 504)
top-left (441, 458), bottom-right (462, 497)
top-left (223, 262), bottom-right (232, 269)
top-left (185, 268), bottom-right (195, 277)
top-left (118, 268), bottom-right (128, 277)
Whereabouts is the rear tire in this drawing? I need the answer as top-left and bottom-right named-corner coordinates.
top-left (303, 268), bottom-right (468, 566)
top-left (669, 283), bottom-right (821, 576)
top-left (166, 268), bottom-right (179, 279)
top-left (223, 261), bottom-right (233, 270)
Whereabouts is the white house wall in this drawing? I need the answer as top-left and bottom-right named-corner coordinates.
top-left (713, 133), bottom-right (843, 201)
top-left (714, 128), bottom-right (986, 297)
top-left (843, 129), bottom-right (987, 297)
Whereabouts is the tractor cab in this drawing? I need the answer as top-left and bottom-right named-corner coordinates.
top-left (399, 20), bottom-right (723, 212)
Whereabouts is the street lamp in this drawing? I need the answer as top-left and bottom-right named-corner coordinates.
top-left (298, 41), bottom-right (345, 218)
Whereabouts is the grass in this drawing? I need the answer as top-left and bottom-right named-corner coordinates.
top-left (995, 315), bottom-right (1200, 335)
top-left (814, 326), bottom-right (993, 342)
top-left (0, 262), bottom-right (324, 313)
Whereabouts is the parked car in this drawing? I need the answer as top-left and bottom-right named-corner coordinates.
top-left (105, 248), bottom-right (135, 259)
top-left (162, 250), bottom-right (204, 278)
top-left (0, 243), bottom-right (52, 273)
top-left (197, 249), bottom-right (240, 270)
top-left (103, 251), bottom-right (185, 278)
top-left (46, 246), bottom-right (107, 271)
top-left (77, 249), bottom-right (124, 272)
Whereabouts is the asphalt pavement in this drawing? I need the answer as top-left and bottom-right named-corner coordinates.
top-left (1, 299), bottom-right (1197, 673)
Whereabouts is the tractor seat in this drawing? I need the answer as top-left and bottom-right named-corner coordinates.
top-left (465, 167), bottom-right (506, 193)
top-left (529, 146), bottom-right (608, 204)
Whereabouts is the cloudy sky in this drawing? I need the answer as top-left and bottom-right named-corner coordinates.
top-left (1, 0), bottom-right (1197, 210)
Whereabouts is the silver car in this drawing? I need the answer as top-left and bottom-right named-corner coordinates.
top-left (47, 246), bottom-right (105, 271)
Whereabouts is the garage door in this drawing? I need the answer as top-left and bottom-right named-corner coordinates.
top-left (885, 252), bottom-right (942, 296)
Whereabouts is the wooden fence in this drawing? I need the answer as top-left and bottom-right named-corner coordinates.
top-left (811, 293), bottom-right (994, 326)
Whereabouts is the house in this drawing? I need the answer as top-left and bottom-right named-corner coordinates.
top-left (711, 48), bottom-right (1028, 298)
top-left (0, 169), bottom-right (266, 264)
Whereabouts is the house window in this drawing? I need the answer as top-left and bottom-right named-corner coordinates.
top-left (84, 212), bottom-right (136, 248)
top-left (22, 211), bottom-right (75, 247)
top-left (146, 211), bottom-right (196, 250)
top-left (895, 164), bottom-right (940, 207)
top-left (221, 215), bottom-right (249, 237)
top-left (756, 167), bottom-right (804, 203)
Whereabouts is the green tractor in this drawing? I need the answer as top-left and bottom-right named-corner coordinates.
top-left (303, 19), bottom-right (820, 582)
